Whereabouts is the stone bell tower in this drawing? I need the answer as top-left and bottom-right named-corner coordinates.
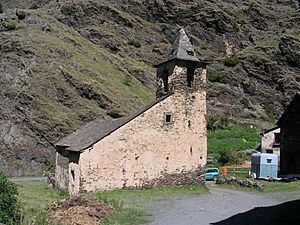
top-left (155, 28), bottom-right (207, 98)
top-left (154, 28), bottom-right (208, 182)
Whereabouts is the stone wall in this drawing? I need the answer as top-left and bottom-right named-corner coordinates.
top-left (55, 149), bottom-right (69, 190)
top-left (77, 67), bottom-right (207, 193)
top-left (280, 102), bottom-right (300, 174)
top-left (261, 128), bottom-right (280, 157)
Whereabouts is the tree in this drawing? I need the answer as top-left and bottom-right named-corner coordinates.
top-left (0, 172), bottom-right (20, 225)
top-left (0, 3), bottom-right (3, 14)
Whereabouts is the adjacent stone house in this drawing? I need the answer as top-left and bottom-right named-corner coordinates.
top-left (277, 93), bottom-right (300, 175)
top-left (55, 28), bottom-right (208, 195)
top-left (259, 127), bottom-right (280, 157)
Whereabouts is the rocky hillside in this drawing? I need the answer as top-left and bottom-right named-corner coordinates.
top-left (1, 0), bottom-right (299, 176)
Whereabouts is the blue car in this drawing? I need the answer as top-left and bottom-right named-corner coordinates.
top-left (205, 168), bottom-right (220, 180)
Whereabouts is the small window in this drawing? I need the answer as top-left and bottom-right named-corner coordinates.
top-left (274, 133), bottom-right (280, 145)
top-left (267, 158), bottom-right (272, 164)
top-left (165, 114), bottom-right (172, 123)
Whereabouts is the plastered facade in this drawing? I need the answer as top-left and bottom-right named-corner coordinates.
top-left (55, 66), bottom-right (207, 194)
top-left (261, 128), bottom-right (280, 157)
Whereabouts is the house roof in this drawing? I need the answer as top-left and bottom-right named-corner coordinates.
top-left (260, 127), bottom-right (280, 136)
top-left (55, 93), bottom-right (172, 152)
top-left (155, 28), bottom-right (208, 67)
top-left (276, 93), bottom-right (300, 126)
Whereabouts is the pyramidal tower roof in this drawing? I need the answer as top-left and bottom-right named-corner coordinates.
top-left (166, 28), bottom-right (200, 62)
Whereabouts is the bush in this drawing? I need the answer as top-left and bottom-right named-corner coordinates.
top-left (223, 56), bottom-right (239, 67)
top-left (207, 115), bottom-right (229, 131)
top-left (216, 149), bottom-right (245, 166)
top-left (200, 44), bottom-right (208, 50)
top-left (128, 39), bottom-right (141, 48)
top-left (6, 22), bottom-right (17, 31)
top-left (207, 71), bottom-right (227, 83)
top-left (29, 3), bottom-right (39, 10)
top-left (0, 172), bottom-right (20, 225)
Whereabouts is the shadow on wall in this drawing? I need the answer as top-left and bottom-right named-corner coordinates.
top-left (211, 199), bottom-right (300, 225)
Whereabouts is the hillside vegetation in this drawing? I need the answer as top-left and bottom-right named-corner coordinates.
top-left (1, 0), bottom-right (300, 175)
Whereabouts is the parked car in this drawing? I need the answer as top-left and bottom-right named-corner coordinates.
top-left (205, 168), bottom-right (220, 180)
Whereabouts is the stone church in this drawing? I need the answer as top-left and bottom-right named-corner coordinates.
top-left (55, 28), bottom-right (208, 195)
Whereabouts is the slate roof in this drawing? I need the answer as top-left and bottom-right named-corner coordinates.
top-left (260, 126), bottom-right (280, 136)
top-left (276, 93), bottom-right (300, 126)
top-left (167, 28), bottom-right (200, 62)
top-left (55, 93), bottom-right (172, 152)
top-left (155, 28), bottom-right (205, 67)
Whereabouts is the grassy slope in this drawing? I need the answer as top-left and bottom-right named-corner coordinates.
top-left (1, 8), bottom-right (154, 139)
top-left (208, 125), bottom-right (260, 153)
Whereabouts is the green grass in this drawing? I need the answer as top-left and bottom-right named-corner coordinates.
top-left (95, 185), bottom-right (208, 225)
top-left (15, 181), bottom-right (68, 225)
top-left (208, 126), bottom-right (260, 153)
top-left (14, 180), bottom-right (207, 225)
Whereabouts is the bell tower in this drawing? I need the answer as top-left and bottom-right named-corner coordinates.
top-left (155, 28), bottom-right (207, 98)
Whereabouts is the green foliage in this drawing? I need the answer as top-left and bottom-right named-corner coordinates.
top-left (207, 115), bottom-right (229, 131)
top-left (200, 44), bottom-right (208, 50)
top-left (207, 71), bottom-right (228, 83)
top-left (0, 172), bottom-right (20, 225)
top-left (6, 22), bottom-right (17, 31)
top-left (208, 125), bottom-right (259, 153)
top-left (233, 22), bottom-right (240, 32)
top-left (29, 4), bottom-right (39, 10)
top-left (15, 180), bottom-right (68, 225)
top-left (123, 75), bottom-right (132, 86)
top-left (216, 149), bottom-right (246, 166)
top-left (223, 56), bottom-right (240, 67)
top-left (128, 39), bottom-right (141, 48)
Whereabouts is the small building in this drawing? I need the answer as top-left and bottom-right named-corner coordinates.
top-left (251, 153), bottom-right (278, 179)
top-left (277, 93), bottom-right (300, 176)
top-left (260, 127), bottom-right (280, 156)
top-left (54, 28), bottom-right (208, 195)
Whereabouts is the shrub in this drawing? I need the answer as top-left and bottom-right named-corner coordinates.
top-left (207, 71), bottom-right (227, 83)
top-left (128, 39), bottom-right (141, 48)
top-left (0, 172), bottom-right (20, 225)
top-left (123, 75), bottom-right (132, 86)
top-left (233, 22), bottom-right (240, 32)
top-left (200, 44), bottom-right (208, 50)
top-left (207, 115), bottom-right (229, 131)
top-left (223, 56), bottom-right (239, 67)
top-left (29, 3), bottom-right (39, 10)
top-left (216, 149), bottom-right (245, 166)
top-left (6, 22), bottom-right (17, 31)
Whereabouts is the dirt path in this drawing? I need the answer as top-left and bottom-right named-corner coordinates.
top-left (146, 187), bottom-right (293, 225)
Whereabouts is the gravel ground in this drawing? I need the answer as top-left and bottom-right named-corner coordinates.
top-left (146, 186), bottom-right (290, 225)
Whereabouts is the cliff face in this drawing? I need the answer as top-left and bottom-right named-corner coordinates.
top-left (1, 0), bottom-right (300, 176)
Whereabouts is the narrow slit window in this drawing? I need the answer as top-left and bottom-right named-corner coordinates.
top-left (165, 114), bottom-right (172, 123)
top-left (71, 170), bottom-right (75, 181)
